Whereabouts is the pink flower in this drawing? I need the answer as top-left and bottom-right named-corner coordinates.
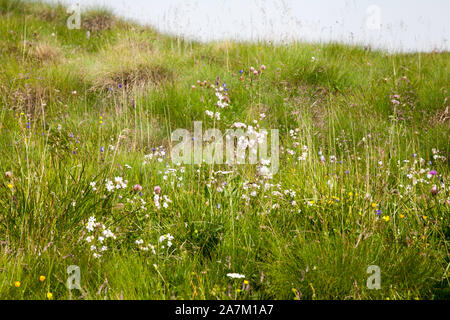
top-left (133, 184), bottom-right (142, 192)
top-left (430, 185), bottom-right (438, 195)
top-left (260, 65), bottom-right (266, 70)
top-left (154, 185), bottom-right (161, 194)
top-left (253, 70), bottom-right (259, 75)
top-left (250, 67), bottom-right (255, 72)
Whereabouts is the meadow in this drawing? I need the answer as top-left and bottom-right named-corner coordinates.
top-left (0, 0), bottom-right (449, 300)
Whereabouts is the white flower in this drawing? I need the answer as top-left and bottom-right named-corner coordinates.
top-left (103, 228), bottom-right (116, 239)
top-left (227, 273), bottom-right (245, 279)
top-left (105, 179), bottom-right (115, 192)
top-left (86, 216), bottom-right (97, 232)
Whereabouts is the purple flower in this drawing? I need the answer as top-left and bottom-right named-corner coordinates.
top-left (118, 84), bottom-right (123, 89)
top-left (239, 70), bottom-right (244, 74)
top-left (100, 147), bottom-right (104, 153)
top-left (133, 184), bottom-right (142, 192)
top-left (429, 170), bottom-right (437, 176)
top-left (376, 209), bottom-right (382, 216)
top-left (413, 153), bottom-right (417, 157)
top-left (345, 170), bottom-right (349, 174)
top-left (72, 151), bottom-right (76, 155)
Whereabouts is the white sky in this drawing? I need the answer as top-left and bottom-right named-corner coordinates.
top-left (46, 0), bottom-right (449, 52)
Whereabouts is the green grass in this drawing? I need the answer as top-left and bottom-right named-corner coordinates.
top-left (0, 0), bottom-right (449, 300)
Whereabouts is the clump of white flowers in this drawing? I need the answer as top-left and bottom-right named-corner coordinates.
top-left (104, 176), bottom-right (128, 192)
top-left (159, 233), bottom-right (174, 249)
top-left (85, 216), bottom-right (116, 259)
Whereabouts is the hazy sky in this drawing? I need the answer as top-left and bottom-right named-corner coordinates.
top-left (46, 0), bottom-right (449, 52)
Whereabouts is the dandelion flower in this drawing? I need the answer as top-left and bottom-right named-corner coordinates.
top-left (46, 292), bottom-right (53, 300)
top-left (39, 275), bottom-right (46, 282)
top-left (14, 281), bottom-right (20, 288)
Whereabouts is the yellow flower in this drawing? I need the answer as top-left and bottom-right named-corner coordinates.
top-left (7, 183), bottom-right (13, 189)
top-left (382, 216), bottom-right (390, 222)
top-left (99, 121), bottom-right (103, 124)
top-left (348, 192), bottom-right (353, 197)
top-left (14, 281), bottom-right (21, 288)
top-left (47, 292), bottom-right (53, 300)
top-left (243, 280), bottom-right (249, 285)
top-left (371, 203), bottom-right (377, 208)
top-left (39, 275), bottom-right (46, 282)
top-left (422, 215), bottom-right (428, 220)
top-left (399, 214), bottom-right (405, 219)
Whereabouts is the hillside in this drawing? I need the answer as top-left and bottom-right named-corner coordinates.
top-left (0, 0), bottom-right (449, 299)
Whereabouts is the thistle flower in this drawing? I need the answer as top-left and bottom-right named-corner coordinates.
top-left (154, 185), bottom-right (161, 194)
top-left (133, 184), bottom-right (142, 192)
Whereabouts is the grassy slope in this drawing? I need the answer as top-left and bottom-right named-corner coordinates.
top-left (0, 0), bottom-right (449, 299)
